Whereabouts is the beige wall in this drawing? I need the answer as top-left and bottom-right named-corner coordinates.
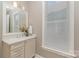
top-left (28, 1), bottom-right (65, 58)
top-left (74, 1), bottom-right (79, 50)
top-left (28, 1), bottom-right (42, 52)
top-left (0, 2), bottom-right (2, 57)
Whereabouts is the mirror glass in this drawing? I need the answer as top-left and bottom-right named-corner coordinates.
top-left (6, 8), bottom-right (27, 33)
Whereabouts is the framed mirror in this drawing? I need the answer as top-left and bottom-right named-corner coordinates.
top-left (3, 2), bottom-right (28, 34)
top-left (6, 8), bottom-right (28, 33)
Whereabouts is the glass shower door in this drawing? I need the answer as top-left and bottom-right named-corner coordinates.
top-left (43, 1), bottom-right (72, 54)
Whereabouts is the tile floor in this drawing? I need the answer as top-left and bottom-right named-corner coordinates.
top-left (35, 54), bottom-right (44, 58)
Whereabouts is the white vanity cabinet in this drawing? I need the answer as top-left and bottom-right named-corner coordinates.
top-left (2, 42), bottom-right (25, 58)
top-left (25, 39), bottom-right (35, 58)
top-left (2, 34), bottom-right (36, 58)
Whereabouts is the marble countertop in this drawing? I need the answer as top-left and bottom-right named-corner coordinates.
top-left (2, 34), bottom-right (36, 45)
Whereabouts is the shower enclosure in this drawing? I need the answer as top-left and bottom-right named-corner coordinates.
top-left (42, 1), bottom-right (74, 57)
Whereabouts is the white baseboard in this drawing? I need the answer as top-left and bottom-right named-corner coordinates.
top-left (75, 50), bottom-right (79, 57)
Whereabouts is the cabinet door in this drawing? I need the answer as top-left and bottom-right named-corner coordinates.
top-left (25, 39), bottom-right (35, 58)
top-left (10, 42), bottom-right (24, 58)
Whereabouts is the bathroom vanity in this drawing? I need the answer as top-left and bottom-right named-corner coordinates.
top-left (1, 2), bottom-right (35, 58)
top-left (2, 34), bottom-right (36, 58)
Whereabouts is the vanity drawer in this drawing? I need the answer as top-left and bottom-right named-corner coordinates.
top-left (10, 42), bottom-right (24, 58)
top-left (10, 47), bottom-right (24, 54)
top-left (10, 53), bottom-right (24, 58)
top-left (10, 42), bottom-right (24, 50)
top-left (10, 47), bottom-right (24, 58)
top-left (10, 51), bottom-right (24, 57)
top-left (11, 54), bottom-right (24, 58)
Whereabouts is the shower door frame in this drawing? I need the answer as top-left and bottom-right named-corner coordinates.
top-left (42, 1), bottom-right (75, 57)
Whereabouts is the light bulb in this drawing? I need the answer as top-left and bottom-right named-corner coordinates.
top-left (22, 6), bottom-right (25, 10)
top-left (6, 6), bottom-right (9, 8)
top-left (13, 2), bottom-right (17, 8)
